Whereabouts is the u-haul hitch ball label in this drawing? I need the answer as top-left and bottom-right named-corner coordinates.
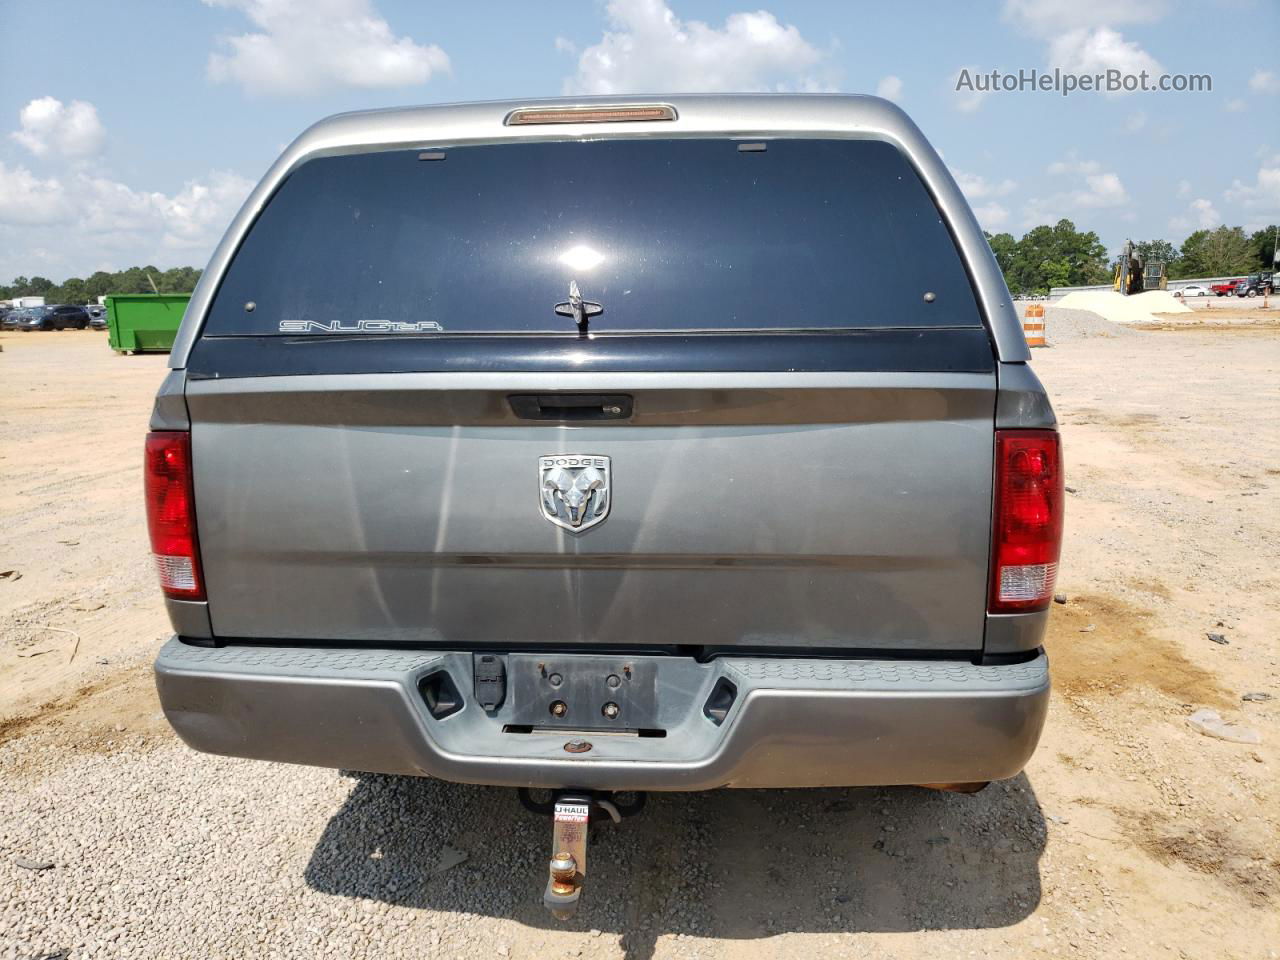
top-left (554, 802), bottom-right (590, 823)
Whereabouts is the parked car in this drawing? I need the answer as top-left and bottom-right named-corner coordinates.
top-left (150, 95), bottom-right (1061, 918)
top-left (15, 306), bottom-right (53, 331)
top-left (18, 304), bottom-right (91, 330)
top-left (1, 307), bottom-right (20, 330)
top-left (1211, 280), bottom-right (1241, 296)
top-left (56, 304), bottom-right (91, 328)
top-left (1178, 284), bottom-right (1209, 297)
top-left (87, 305), bottom-right (108, 330)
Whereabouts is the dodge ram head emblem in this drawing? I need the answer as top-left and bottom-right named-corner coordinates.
top-left (539, 455), bottom-right (611, 533)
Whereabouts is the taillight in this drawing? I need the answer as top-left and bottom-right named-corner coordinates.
top-left (144, 431), bottom-right (204, 601)
top-left (990, 429), bottom-right (1063, 613)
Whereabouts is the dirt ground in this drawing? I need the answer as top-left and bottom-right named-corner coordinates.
top-left (0, 333), bottom-right (171, 742)
top-left (1150, 307), bottom-right (1280, 326)
top-left (1, 329), bottom-right (1278, 959)
top-left (1181, 297), bottom-right (1278, 313)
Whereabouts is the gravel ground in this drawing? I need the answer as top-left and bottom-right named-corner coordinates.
top-left (2, 331), bottom-right (1278, 960)
top-left (2, 740), bottom-right (1054, 960)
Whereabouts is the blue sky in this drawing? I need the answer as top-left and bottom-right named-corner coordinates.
top-left (0, 0), bottom-right (1276, 281)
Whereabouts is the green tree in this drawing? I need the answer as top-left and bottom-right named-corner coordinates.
top-left (994, 219), bottom-right (1109, 294)
top-left (159, 266), bottom-right (201, 292)
top-left (1172, 229), bottom-right (1211, 278)
top-left (115, 267), bottom-right (148, 294)
top-left (984, 231), bottom-right (1018, 282)
top-left (84, 270), bottom-right (116, 301)
top-left (1198, 226), bottom-right (1254, 276)
top-left (1052, 219), bottom-right (1110, 285)
top-left (1134, 239), bottom-right (1178, 268)
top-left (56, 277), bottom-right (88, 304)
top-left (1006, 224), bottom-right (1054, 294)
top-left (1249, 226), bottom-right (1279, 271)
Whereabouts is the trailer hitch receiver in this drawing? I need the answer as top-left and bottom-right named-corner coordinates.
top-left (520, 789), bottom-right (646, 919)
top-left (543, 796), bottom-right (591, 919)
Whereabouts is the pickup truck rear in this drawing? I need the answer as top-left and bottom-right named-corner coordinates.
top-left (149, 95), bottom-right (1062, 916)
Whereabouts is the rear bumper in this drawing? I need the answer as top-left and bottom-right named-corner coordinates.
top-left (154, 638), bottom-right (1049, 791)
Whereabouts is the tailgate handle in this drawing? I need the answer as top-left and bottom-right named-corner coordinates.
top-left (509, 394), bottom-right (633, 421)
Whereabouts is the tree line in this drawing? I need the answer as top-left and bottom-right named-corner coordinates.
top-left (1, 266), bottom-right (202, 305)
top-left (985, 222), bottom-right (1277, 295)
top-left (3, 223), bottom-right (1278, 303)
top-left (1134, 226), bottom-right (1277, 281)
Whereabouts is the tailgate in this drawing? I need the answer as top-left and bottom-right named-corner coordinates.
top-left (187, 367), bottom-right (995, 652)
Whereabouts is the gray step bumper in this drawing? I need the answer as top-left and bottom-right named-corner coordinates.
top-left (154, 638), bottom-right (1049, 791)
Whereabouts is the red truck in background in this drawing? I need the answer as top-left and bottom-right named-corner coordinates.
top-left (1211, 280), bottom-right (1242, 296)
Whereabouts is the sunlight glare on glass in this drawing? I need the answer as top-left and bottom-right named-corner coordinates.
top-left (558, 245), bottom-right (606, 271)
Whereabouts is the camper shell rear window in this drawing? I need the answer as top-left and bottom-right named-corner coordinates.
top-left (203, 138), bottom-right (983, 337)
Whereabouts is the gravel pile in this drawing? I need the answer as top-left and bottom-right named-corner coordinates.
top-left (1054, 289), bottom-right (1190, 323)
top-left (1041, 307), bottom-right (1136, 345)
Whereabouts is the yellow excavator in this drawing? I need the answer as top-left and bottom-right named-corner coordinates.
top-left (1114, 239), bottom-right (1167, 295)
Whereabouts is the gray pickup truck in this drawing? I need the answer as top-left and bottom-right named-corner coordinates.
top-left (149, 95), bottom-right (1061, 915)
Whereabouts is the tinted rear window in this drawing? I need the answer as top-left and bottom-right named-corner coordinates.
top-left (204, 138), bottom-right (981, 336)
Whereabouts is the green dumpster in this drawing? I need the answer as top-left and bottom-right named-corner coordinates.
top-left (105, 293), bottom-right (191, 354)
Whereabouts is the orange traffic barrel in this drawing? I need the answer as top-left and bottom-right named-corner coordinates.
top-left (1023, 304), bottom-right (1046, 347)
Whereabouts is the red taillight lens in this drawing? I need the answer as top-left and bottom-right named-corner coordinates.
top-left (144, 431), bottom-right (204, 601)
top-left (990, 429), bottom-right (1063, 613)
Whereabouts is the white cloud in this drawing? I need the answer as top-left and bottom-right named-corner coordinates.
top-left (0, 162), bottom-right (252, 278)
top-left (0, 162), bottom-right (74, 225)
top-left (159, 172), bottom-right (255, 250)
top-left (562, 0), bottom-right (831, 95)
top-left (876, 75), bottom-right (902, 101)
top-left (1047, 156), bottom-right (1101, 176)
top-left (74, 176), bottom-right (165, 235)
top-left (1224, 98), bottom-right (1247, 113)
top-left (1224, 153), bottom-right (1280, 219)
top-left (204, 0), bottom-right (449, 96)
top-left (1024, 156), bottom-right (1128, 224)
top-left (1002, 1), bottom-right (1164, 96)
top-left (973, 202), bottom-right (1010, 228)
top-left (1176, 179), bottom-right (1191, 198)
top-left (1072, 172), bottom-right (1127, 208)
top-left (955, 170), bottom-right (1017, 200)
top-left (1123, 111), bottom-right (1146, 133)
top-left (1002, 0), bottom-right (1168, 33)
top-left (1250, 70), bottom-right (1280, 95)
top-left (1168, 198), bottom-right (1220, 233)
top-left (1190, 198), bottom-right (1219, 228)
top-left (1046, 27), bottom-right (1163, 84)
top-left (11, 97), bottom-right (106, 159)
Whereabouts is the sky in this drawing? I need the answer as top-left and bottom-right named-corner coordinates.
top-left (0, 0), bottom-right (1277, 282)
